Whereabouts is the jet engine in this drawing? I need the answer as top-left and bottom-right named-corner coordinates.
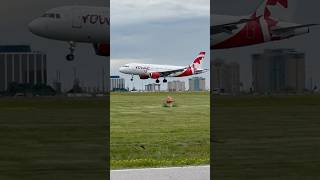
top-left (149, 72), bottom-right (161, 79)
top-left (93, 43), bottom-right (110, 56)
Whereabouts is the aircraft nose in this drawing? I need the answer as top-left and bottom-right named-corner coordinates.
top-left (28, 19), bottom-right (45, 36)
top-left (119, 67), bottom-right (125, 73)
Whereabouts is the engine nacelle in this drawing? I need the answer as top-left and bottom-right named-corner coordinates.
top-left (93, 43), bottom-right (110, 56)
top-left (139, 75), bottom-right (149, 79)
top-left (149, 72), bottom-right (161, 79)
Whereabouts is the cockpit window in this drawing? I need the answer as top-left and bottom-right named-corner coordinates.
top-left (42, 13), bottom-right (61, 19)
top-left (123, 65), bottom-right (129, 68)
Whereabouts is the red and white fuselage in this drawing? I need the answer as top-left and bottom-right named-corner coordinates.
top-left (119, 52), bottom-right (208, 82)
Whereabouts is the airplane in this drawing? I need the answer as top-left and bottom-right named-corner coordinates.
top-left (119, 51), bottom-right (208, 83)
top-left (28, 5), bottom-right (109, 61)
top-left (211, 0), bottom-right (318, 49)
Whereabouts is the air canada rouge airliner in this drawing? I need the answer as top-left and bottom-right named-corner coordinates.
top-left (211, 0), bottom-right (318, 49)
top-left (28, 6), bottom-right (109, 61)
top-left (119, 52), bottom-right (208, 84)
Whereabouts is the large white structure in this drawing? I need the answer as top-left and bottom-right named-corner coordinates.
top-left (167, 81), bottom-right (185, 92)
top-left (0, 45), bottom-right (47, 91)
top-left (252, 49), bottom-right (306, 93)
top-left (189, 77), bottom-right (206, 91)
top-left (110, 76), bottom-right (125, 91)
top-left (212, 59), bottom-right (240, 94)
top-left (145, 83), bottom-right (160, 92)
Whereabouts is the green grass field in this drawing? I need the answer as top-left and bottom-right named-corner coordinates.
top-left (110, 92), bottom-right (210, 169)
top-left (213, 95), bottom-right (320, 180)
top-left (0, 97), bottom-right (108, 180)
top-left (2, 93), bottom-right (319, 178)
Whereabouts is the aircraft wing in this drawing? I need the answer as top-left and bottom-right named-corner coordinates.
top-left (271, 24), bottom-right (319, 35)
top-left (148, 67), bottom-right (187, 77)
top-left (211, 18), bottom-right (255, 35)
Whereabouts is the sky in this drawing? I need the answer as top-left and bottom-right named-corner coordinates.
top-left (212, 0), bottom-right (320, 90)
top-left (110, 0), bottom-right (210, 90)
top-left (0, 0), bottom-right (108, 91)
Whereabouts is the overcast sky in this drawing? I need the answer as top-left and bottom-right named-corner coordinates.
top-left (212, 0), bottom-right (320, 90)
top-left (0, 0), bottom-right (108, 91)
top-left (110, 0), bottom-right (210, 90)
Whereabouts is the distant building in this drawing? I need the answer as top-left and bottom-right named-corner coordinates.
top-left (145, 83), bottom-right (160, 92)
top-left (189, 77), bottom-right (206, 91)
top-left (0, 45), bottom-right (47, 92)
top-left (252, 49), bottom-right (306, 93)
top-left (212, 59), bottom-right (240, 94)
top-left (167, 80), bottom-right (185, 92)
top-left (110, 76), bottom-right (125, 91)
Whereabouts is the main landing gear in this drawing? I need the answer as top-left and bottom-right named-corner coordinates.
top-left (66, 41), bottom-right (76, 61)
top-left (155, 78), bottom-right (167, 83)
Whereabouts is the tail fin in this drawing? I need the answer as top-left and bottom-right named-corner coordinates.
top-left (252, 0), bottom-right (296, 21)
top-left (191, 51), bottom-right (206, 69)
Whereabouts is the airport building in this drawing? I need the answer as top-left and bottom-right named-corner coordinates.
top-left (0, 45), bottom-right (47, 92)
top-left (110, 76), bottom-right (125, 91)
top-left (212, 59), bottom-right (240, 94)
top-left (145, 83), bottom-right (160, 92)
top-left (189, 77), bottom-right (206, 91)
top-left (252, 49), bottom-right (306, 93)
top-left (167, 80), bottom-right (185, 92)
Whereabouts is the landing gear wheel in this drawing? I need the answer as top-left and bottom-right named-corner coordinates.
top-left (66, 41), bottom-right (76, 61)
top-left (66, 54), bottom-right (75, 61)
top-left (130, 78), bottom-right (133, 81)
top-left (163, 79), bottom-right (168, 83)
top-left (156, 79), bottom-right (160, 83)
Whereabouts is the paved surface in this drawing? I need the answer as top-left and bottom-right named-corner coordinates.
top-left (111, 166), bottom-right (210, 180)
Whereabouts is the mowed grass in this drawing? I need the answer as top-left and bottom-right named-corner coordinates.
top-left (0, 97), bottom-right (108, 180)
top-left (213, 95), bottom-right (320, 180)
top-left (110, 92), bottom-right (210, 169)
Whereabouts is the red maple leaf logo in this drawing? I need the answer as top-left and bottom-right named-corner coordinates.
top-left (267, 0), bottom-right (288, 8)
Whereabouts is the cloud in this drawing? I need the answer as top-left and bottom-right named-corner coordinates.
top-left (111, 0), bottom-right (210, 26)
top-left (111, 58), bottom-right (147, 66)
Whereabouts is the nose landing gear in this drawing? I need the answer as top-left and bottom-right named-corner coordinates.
top-left (66, 41), bottom-right (76, 61)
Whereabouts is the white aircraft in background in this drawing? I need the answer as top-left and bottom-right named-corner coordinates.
top-left (211, 0), bottom-right (318, 49)
top-left (28, 6), bottom-right (109, 61)
top-left (119, 52), bottom-right (208, 83)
